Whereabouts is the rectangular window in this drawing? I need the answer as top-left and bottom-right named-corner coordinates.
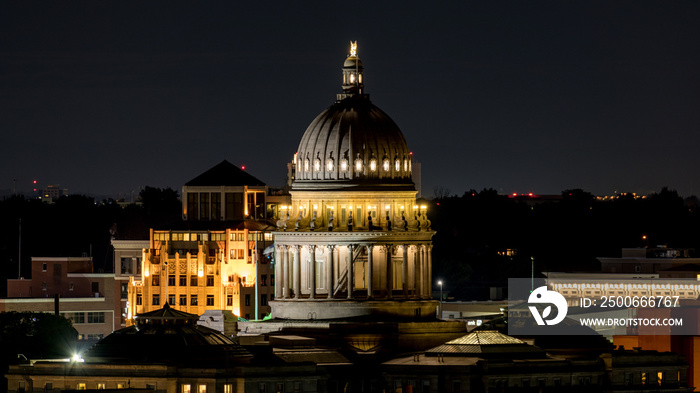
top-left (198, 385), bottom-right (206, 393)
top-left (45, 383), bottom-right (53, 393)
top-left (180, 275), bottom-right (187, 286)
top-left (452, 380), bottom-right (461, 393)
top-left (206, 295), bottom-right (215, 306)
top-left (207, 275), bottom-right (215, 286)
top-left (180, 294), bottom-right (187, 306)
top-left (92, 282), bottom-right (99, 292)
top-left (168, 294), bottom-right (176, 305)
top-left (261, 275), bottom-right (267, 286)
top-left (275, 384), bottom-right (283, 393)
top-left (152, 294), bottom-right (160, 306)
top-left (211, 193), bottom-right (221, 220)
top-left (77, 383), bottom-right (86, 391)
top-left (97, 384), bottom-right (105, 390)
top-left (224, 385), bottom-right (233, 393)
top-left (117, 384), bottom-right (124, 389)
top-left (152, 275), bottom-right (160, 286)
top-left (271, 274), bottom-right (275, 286)
top-left (120, 283), bottom-right (128, 299)
top-left (245, 294), bottom-right (251, 306)
top-left (42, 263), bottom-right (47, 272)
top-left (69, 282), bottom-right (74, 291)
top-left (261, 294), bottom-right (268, 306)
top-left (182, 385), bottom-right (191, 393)
top-left (200, 192), bottom-right (210, 220)
top-left (422, 380), bottom-right (430, 393)
top-left (87, 312), bottom-right (105, 324)
top-left (187, 193), bottom-right (199, 220)
top-left (136, 294), bottom-right (142, 305)
top-left (191, 295), bottom-right (198, 306)
top-left (227, 294), bottom-right (233, 306)
top-left (258, 383), bottom-right (266, 393)
top-left (190, 275), bottom-right (198, 286)
top-left (168, 275), bottom-right (176, 286)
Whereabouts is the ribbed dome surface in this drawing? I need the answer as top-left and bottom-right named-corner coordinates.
top-left (294, 95), bottom-right (414, 191)
top-left (343, 56), bottom-right (362, 68)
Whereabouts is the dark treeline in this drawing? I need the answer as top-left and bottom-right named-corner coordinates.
top-left (0, 187), bottom-right (180, 296)
top-left (2, 186), bottom-right (699, 301)
top-left (431, 187), bottom-right (700, 300)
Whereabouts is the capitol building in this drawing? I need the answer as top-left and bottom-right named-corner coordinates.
top-left (270, 41), bottom-right (438, 321)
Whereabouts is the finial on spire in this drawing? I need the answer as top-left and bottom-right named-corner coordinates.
top-left (350, 41), bottom-right (357, 57)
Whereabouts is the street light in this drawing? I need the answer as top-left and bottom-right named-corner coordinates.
top-left (438, 280), bottom-right (443, 318)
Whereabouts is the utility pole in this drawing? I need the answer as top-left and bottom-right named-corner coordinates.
top-left (18, 218), bottom-right (22, 279)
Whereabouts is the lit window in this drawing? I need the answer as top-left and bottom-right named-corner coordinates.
top-left (355, 158), bottom-right (363, 172)
top-left (340, 158), bottom-right (348, 172)
top-left (395, 159), bottom-right (401, 171)
top-left (326, 158), bottom-right (334, 172)
top-left (383, 158), bottom-right (390, 172)
top-left (182, 385), bottom-right (191, 393)
top-left (304, 158), bottom-right (309, 172)
top-left (369, 158), bottom-right (377, 172)
top-left (404, 159), bottom-right (409, 172)
top-left (350, 74), bottom-right (355, 83)
top-left (97, 384), bottom-right (105, 390)
top-left (198, 385), bottom-right (206, 393)
top-left (224, 385), bottom-right (233, 393)
top-left (77, 384), bottom-right (86, 391)
top-left (313, 158), bottom-right (321, 172)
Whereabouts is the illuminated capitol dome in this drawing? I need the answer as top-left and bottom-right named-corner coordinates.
top-left (270, 42), bottom-right (437, 320)
top-left (294, 42), bottom-right (414, 192)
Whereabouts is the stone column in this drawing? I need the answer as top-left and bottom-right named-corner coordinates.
top-left (402, 245), bottom-right (408, 296)
top-left (309, 245), bottom-right (316, 299)
top-left (326, 245), bottom-right (335, 299)
top-left (386, 245), bottom-right (393, 299)
top-left (275, 245), bottom-right (283, 299)
top-left (293, 245), bottom-right (301, 299)
top-left (415, 245), bottom-right (422, 298)
top-left (282, 245), bottom-right (290, 299)
top-left (427, 245), bottom-right (432, 298)
top-left (366, 245), bottom-right (374, 299)
top-left (347, 244), bottom-right (354, 299)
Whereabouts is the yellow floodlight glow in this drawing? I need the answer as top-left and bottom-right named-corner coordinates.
top-left (198, 270), bottom-right (204, 277)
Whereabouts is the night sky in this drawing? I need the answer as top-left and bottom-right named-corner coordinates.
top-left (2, 2), bottom-right (699, 199)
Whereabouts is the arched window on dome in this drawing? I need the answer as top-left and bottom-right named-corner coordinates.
top-left (403, 158), bottom-right (409, 172)
top-left (369, 158), bottom-right (377, 172)
top-left (383, 157), bottom-right (390, 172)
top-left (326, 157), bottom-right (334, 173)
top-left (340, 158), bottom-right (348, 173)
top-left (395, 158), bottom-right (401, 172)
top-left (354, 156), bottom-right (363, 174)
top-left (314, 158), bottom-right (321, 173)
top-left (304, 158), bottom-right (310, 173)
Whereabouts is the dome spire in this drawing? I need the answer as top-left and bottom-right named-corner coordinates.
top-left (342, 41), bottom-right (364, 95)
